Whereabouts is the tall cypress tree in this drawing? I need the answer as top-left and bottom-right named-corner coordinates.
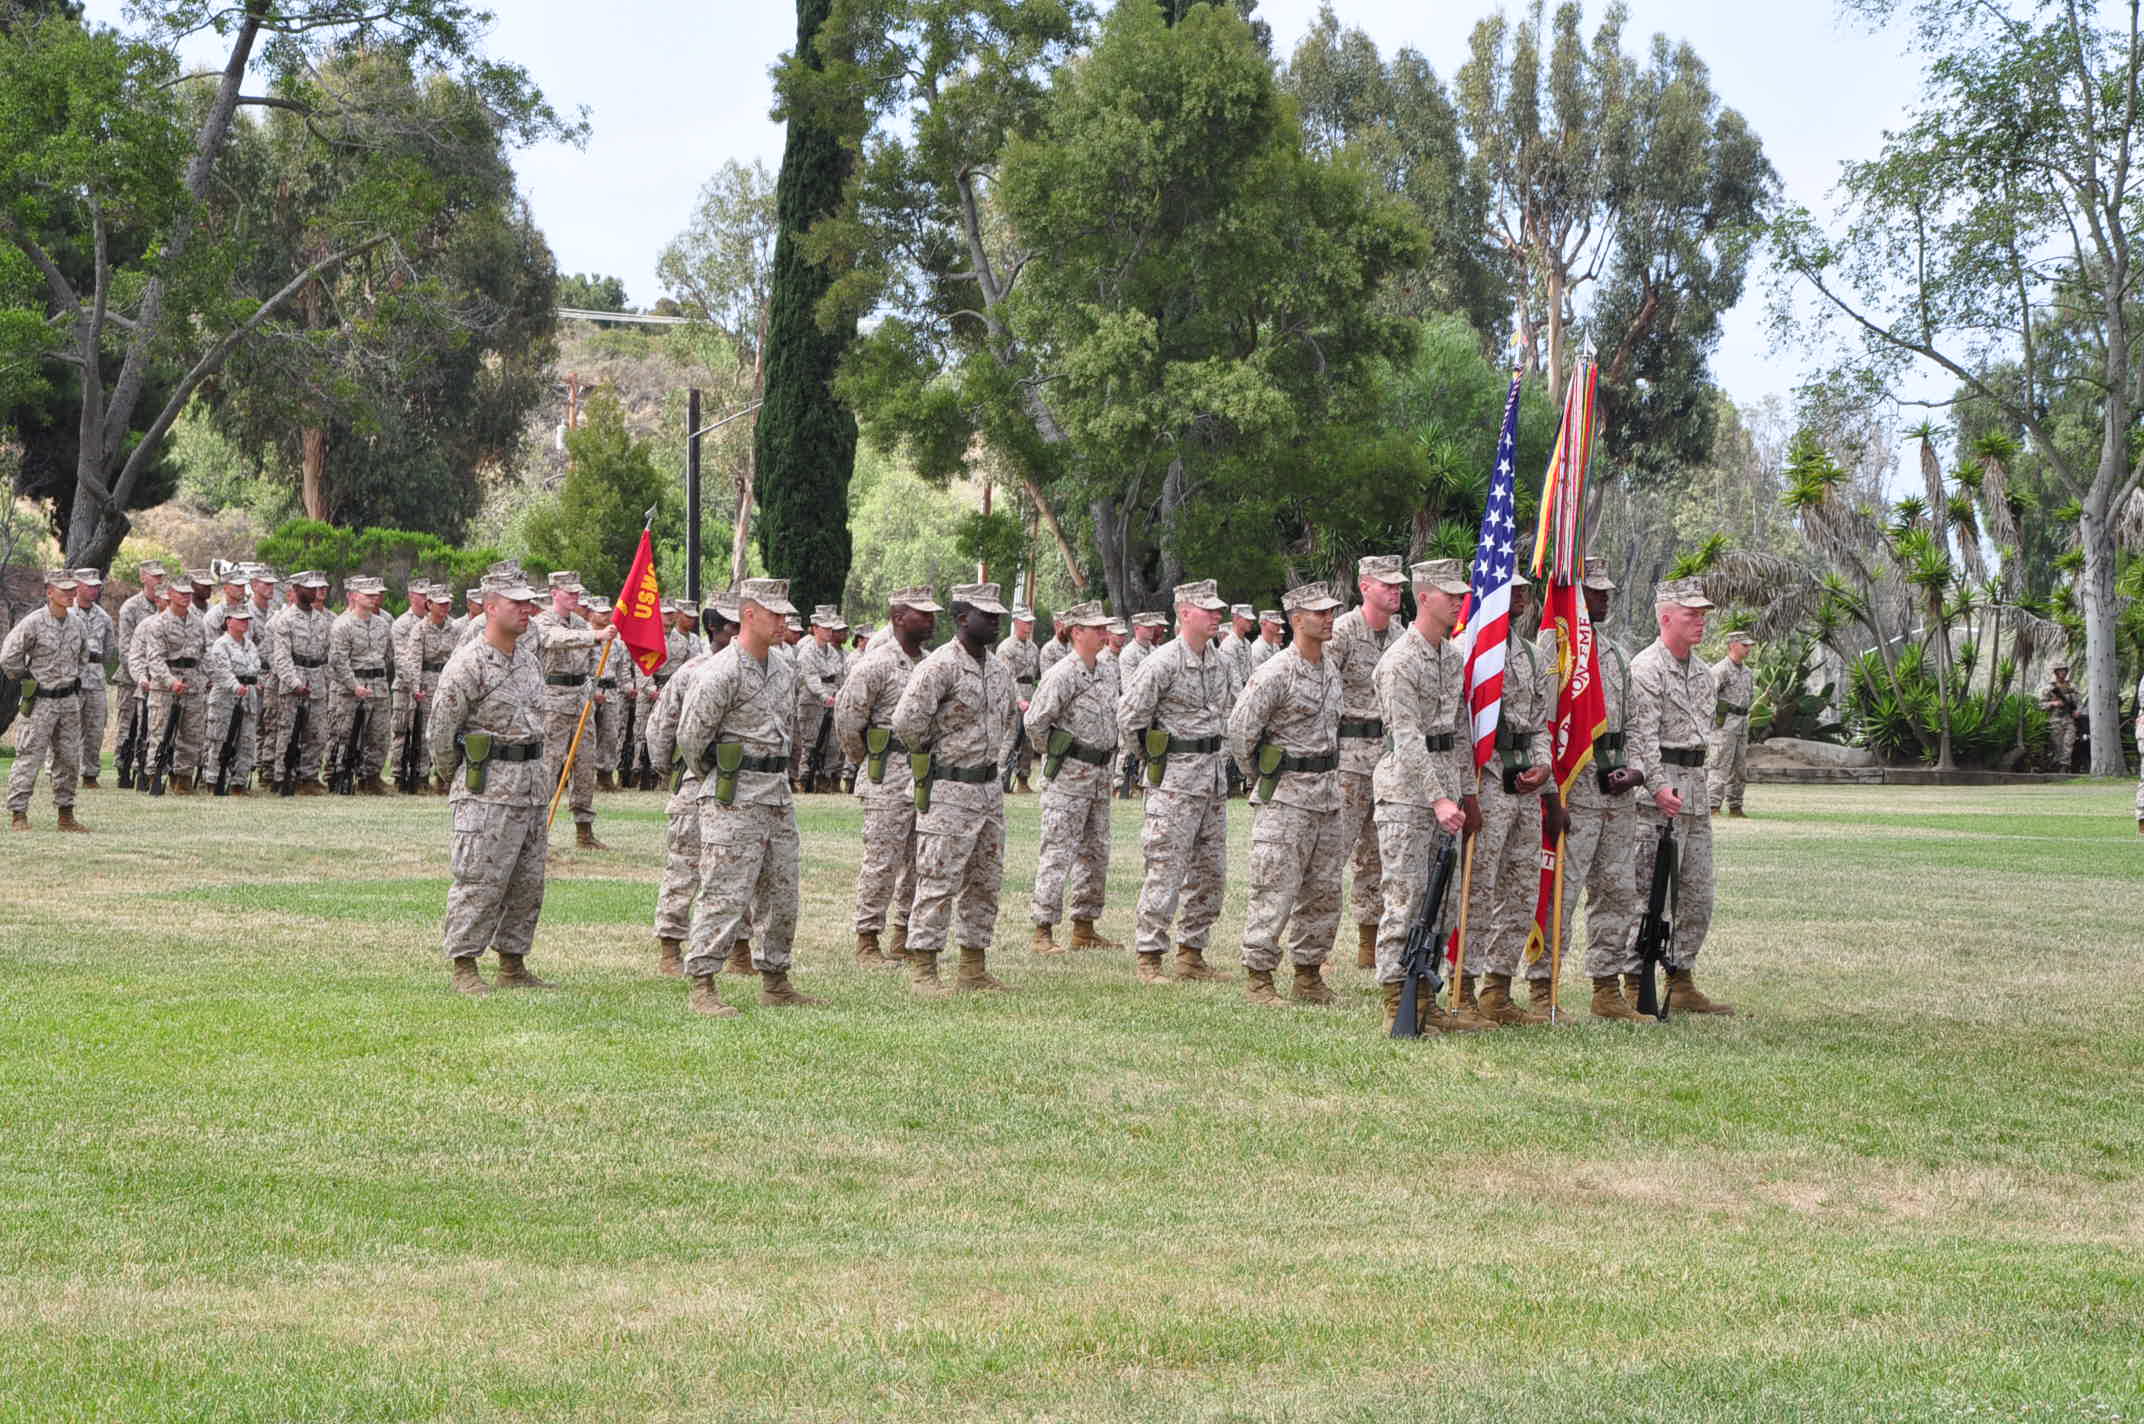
top-left (753, 0), bottom-right (858, 612)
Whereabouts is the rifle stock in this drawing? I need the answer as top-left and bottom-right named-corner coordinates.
top-left (145, 699), bottom-right (181, 797)
top-left (279, 699), bottom-right (308, 796)
top-left (331, 700), bottom-right (368, 794)
top-left (807, 703), bottom-right (835, 788)
top-left (212, 700), bottom-right (244, 796)
top-left (1391, 830), bottom-right (1460, 1038)
top-left (116, 693), bottom-right (145, 789)
top-left (1632, 823), bottom-right (1679, 1020)
top-left (396, 701), bottom-right (425, 792)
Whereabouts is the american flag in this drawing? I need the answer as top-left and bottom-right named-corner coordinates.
top-left (1459, 370), bottom-right (1524, 770)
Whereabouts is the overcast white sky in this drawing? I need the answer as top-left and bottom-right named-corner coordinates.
top-left (90, 0), bottom-right (1927, 413)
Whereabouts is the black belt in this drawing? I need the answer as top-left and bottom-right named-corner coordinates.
top-left (353, 667), bottom-right (386, 679)
top-left (1167, 734), bottom-right (1223, 754)
top-left (167, 658), bottom-right (197, 669)
top-left (422, 659), bottom-right (447, 673)
top-left (1661, 746), bottom-right (1706, 767)
top-left (1422, 733), bottom-right (1455, 752)
top-left (1061, 739), bottom-right (1112, 767)
top-left (1594, 731), bottom-right (1625, 753)
top-left (937, 763), bottom-right (996, 784)
top-left (1494, 725), bottom-right (1536, 749)
top-left (1338, 718), bottom-right (1384, 739)
top-left (545, 673), bottom-right (587, 687)
top-left (481, 739), bottom-right (546, 763)
top-left (597, 678), bottom-right (618, 689)
top-left (1017, 677), bottom-right (1036, 687)
top-left (697, 751), bottom-right (788, 776)
top-left (236, 674), bottom-right (258, 686)
top-left (39, 681), bottom-right (80, 699)
top-left (293, 655), bottom-right (325, 668)
top-left (1717, 700), bottom-right (1748, 716)
top-left (1274, 751), bottom-right (1339, 773)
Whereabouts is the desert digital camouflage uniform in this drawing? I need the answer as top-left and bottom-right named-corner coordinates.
top-left (835, 631), bottom-right (928, 938)
top-left (1227, 601), bottom-right (1348, 974)
top-left (891, 611), bottom-right (1017, 957)
top-left (326, 592), bottom-right (394, 786)
top-left (1329, 559), bottom-right (1408, 940)
top-left (113, 574), bottom-right (161, 739)
top-left (533, 591), bottom-right (605, 828)
top-left (1024, 626), bottom-right (1117, 929)
top-left (2132, 672), bottom-right (2143, 824)
top-left (1116, 589), bottom-right (1235, 961)
top-left (395, 604), bottom-right (460, 784)
top-left (139, 599), bottom-right (209, 786)
top-left (677, 631), bottom-right (801, 976)
top-left (385, 594), bottom-right (423, 776)
top-left (1463, 621), bottom-right (1558, 980)
top-left (242, 586), bottom-right (284, 771)
top-left (1370, 611), bottom-right (1473, 985)
top-left (202, 622), bottom-right (263, 788)
top-left (1038, 631), bottom-right (1071, 679)
top-left (648, 649), bottom-right (721, 945)
top-left (590, 616), bottom-right (637, 780)
top-left (2041, 670), bottom-right (2081, 769)
top-left (1249, 614), bottom-right (1285, 671)
top-left (996, 621), bottom-right (1041, 784)
top-left (1556, 608), bottom-right (1642, 980)
top-left (270, 589), bottom-right (334, 783)
top-left (1626, 585), bottom-right (1721, 975)
top-left (636, 612), bottom-right (690, 772)
top-left (1707, 640), bottom-right (1756, 813)
top-left (3, 593), bottom-right (87, 816)
top-left (428, 614), bottom-right (551, 964)
top-left (73, 589), bottom-right (113, 777)
top-left (792, 619), bottom-right (848, 785)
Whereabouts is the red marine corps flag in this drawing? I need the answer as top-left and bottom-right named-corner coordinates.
top-left (613, 508), bottom-right (669, 679)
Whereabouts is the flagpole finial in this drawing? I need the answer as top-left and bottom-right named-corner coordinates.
top-left (643, 506), bottom-right (657, 528)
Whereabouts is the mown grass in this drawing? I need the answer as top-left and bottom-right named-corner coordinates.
top-left (2, 762), bottom-right (2139, 1422)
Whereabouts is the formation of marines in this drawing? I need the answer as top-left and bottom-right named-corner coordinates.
top-left (5, 554), bottom-right (1752, 1036)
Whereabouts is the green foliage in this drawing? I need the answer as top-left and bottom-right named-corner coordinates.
top-left (557, 273), bottom-right (630, 312)
top-left (1749, 638), bottom-right (1842, 744)
top-left (1844, 641), bottom-right (2046, 769)
top-left (257, 518), bottom-right (502, 595)
top-left (521, 394), bottom-right (673, 598)
top-left (840, 446), bottom-right (968, 616)
top-left (953, 508), bottom-right (1028, 586)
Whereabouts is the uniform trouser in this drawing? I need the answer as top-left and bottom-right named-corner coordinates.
top-left (148, 690), bottom-right (206, 781)
top-left (1133, 788), bottom-right (1227, 956)
top-left (1558, 794), bottom-right (1642, 978)
top-left (791, 701), bottom-right (832, 781)
top-left (1373, 807), bottom-right (1445, 985)
top-left (1337, 766), bottom-right (1384, 927)
top-left (908, 794), bottom-right (1007, 953)
top-left (1009, 701), bottom-right (1035, 778)
top-left (393, 694), bottom-right (435, 784)
top-left (6, 695), bottom-right (82, 812)
top-left (276, 691), bottom-right (326, 782)
top-left (442, 799), bottom-right (548, 959)
top-left (113, 685), bottom-right (143, 772)
top-left (1631, 803), bottom-right (1715, 971)
top-left (256, 686), bottom-right (283, 779)
top-left (2050, 718), bottom-right (2077, 769)
top-left (852, 795), bottom-right (918, 934)
top-left (593, 690), bottom-right (622, 773)
top-left (77, 673), bottom-right (106, 776)
top-left (1462, 776), bottom-right (1545, 979)
top-left (542, 696), bottom-right (596, 824)
top-left (1031, 787), bottom-right (1110, 925)
top-left (655, 779), bottom-right (717, 940)
top-left (203, 692), bottom-right (258, 788)
top-left (686, 800), bottom-right (799, 976)
top-left (640, 683), bottom-right (669, 769)
top-left (1707, 725), bottom-right (1749, 810)
top-left (327, 691), bottom-right (390, 782)
top-left (2135, 770), bottom-right (2144, 821)
top-left (1241, 800), bottom-right (1351, 971)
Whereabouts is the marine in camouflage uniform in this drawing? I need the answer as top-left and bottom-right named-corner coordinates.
top-left (112, 560), bottom-right (167, 781)
top-left (138, 581), bottom-right (209, 793)
top-left (1116, 580), bottom-right (1236, 983)
top-left (792, 606), bottom-right (849, 791)
top-left (1369, 560), bottom-right (1484, 1034)
top-left (4, 571), bottom-right (89, 829)
top-left (1114, 612), bottom-right (1169, 797)
top-left (1249, 609), bottom-right (1284, 671)
top-left (1227, 582), bottom-right (1349, 1005)
top-left (675, 578), bottom-right (827, 1016)
top-left (240, 569), bottom-right (285, 784)
top-left (891, 582), bottom-right (1019, 995)
top-left (269, 571), bottom-right (335, 792)
top-left (71, 570), bottom-right (113, 786)
top-left (1329, 555), bottom-right (1408, 971)
top-left (645, 637), bottom-right (718, 978)
top-left (202, 609), bottom-right (263, 792)
top-left (2040, 666), bottom-right (2082, 772)
top-left (1023, 601), bottom-right (1120, 955)
top-left (1625, 576), bottom-right (1735, 1015)
top-left (1216, 602), bottom-right (1259, 798)
top-left (395, 586), bottom-right (459, 791)
top-left (834, 586), bottom-right (942, 967)
top-left (533, 571), bottom-right (614, 848)
top-left (1707, 631), bottom-right (1757, 817)
top-left (325, 575), bottom-right (394, 794)
top-left (995, 609), bottom-right (1041, 792)
top-left (428, 572), bottom-right (558, 996)
top-left (385, 583), bottom-right (428, 785)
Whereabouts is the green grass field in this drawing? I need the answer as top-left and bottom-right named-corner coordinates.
top-left (3, 764), bottom-right (2139, 1422)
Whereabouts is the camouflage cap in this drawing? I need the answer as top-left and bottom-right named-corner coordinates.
top-left (186, 568), bottom-right (214, 588)
top-left (43, 568), bottom-right (79, 590)
top-left (136, 560), bottom-right (167, 577)
top-left (951, 582), bottom-right (1008, 615)
top-left (485, 559), bottom-right (523, 580)
top-left (1172, 578), bottom-right (1227, 612)
top-left (1230, 603), bottom-right (1255, 620)
top-left (463, 586), bottom-right (483, 603)
top-left (295, 570), bottom-right (330, 589)
top-left (675, 600), bottom-right (699, 616)
top-left (546, 570), bottom-right (585, 594)
top-left (1258, 608), bottom-right (1284, 625)
top-left (222, 604), bottom-right (253, 623)
top-left (345, 575), bottom-right (385, 595)
top-left (1581, 555), bottom-right (1616, 591)
top-left (785, 614), bottom-right (804, 632)
top-left (481, 570), bottom-right (540, 602)
top-left (72, 567), bottom-right (104, 586)
top-left (1282, 581), bottom-right (1345, 613)
top-left (1653, 576), bottom-right (1715, 609)
top-left (1057, 599), bottom-right (1111, 628)
top-left (1131, 611), bottom-right (1169, 629)
top-left (889, 585), bottom-right (943, 613)
top-left (163, 579), bottom-right (196, 600)
top-left (810, 603), bottom-right (844, 628)
top-left (659, 599), bottom-right (676, 614)
top-left (1410, 559), bottom-right (1472, 596)
top-left (1358, 554), bottom-right (1406, 585)
top-left (584, 595), bottom-right (613, 614)
top-left (1106, 618), bottom-right (1128, 636)
top-left (739, 577), bottom-right (797, 616)
top-left (709, 592), bottom-right (741, 622)
top-left (1725, 629), bottom-right (1757, 645)
top-left (1010, 604), bottom-right (1035, 621)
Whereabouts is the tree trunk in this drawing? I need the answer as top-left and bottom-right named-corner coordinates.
top-left (2078, 500), bottom-right (2125, 776)
top-left (1930, 597), bottom-right (1954, 771)
top-left (730, 305), bottom-right (769, 587)
top-left (301, 427), bottom-right (328, 520)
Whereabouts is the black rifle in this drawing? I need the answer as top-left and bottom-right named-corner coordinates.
top-left (1118, 752), bottom-right (1139, 799)
top-left (806, 704), bottom-right (835, 790)
top-left (1632, 823), bottom-right (1680, 1021)
top-left (211, 699), bottom-right (245, 796)
top-left (330, 700), bottom-right (369, 795)
top-left (116, 692), bottom-right (145, 789)
top-left (999, 734), bottom-right (1021, 792)
top-left (617, 686), bottom-right (638, 785)
top-left (1391, 830), bottom-right (1460, 1039)
top-left (278, 699), bottom-right (309, 796)
top-left (396, 700), bottom-right (425, 793)
top-left (145, 700), bottom-right (181, 797)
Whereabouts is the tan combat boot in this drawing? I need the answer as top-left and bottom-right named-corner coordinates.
top-left (1591, 975), bottom-right (1651, 1023)
top-left (909, 949), bottom-right (951, 998)
top-left (887, 924), bottom-right (911, 963)
top-left (1451, 973), bottom-right (1495, 1029)
top-left (1527, 977), bottom-right (1571, 1024)
top-left (597, 770), bottom-right (615, 792)
top-left (1015, 775), bottom-right (1033, 795)
top-left (495, 953), bottom-right (558, 990)
top-left (575, 822), bottom-right (609, 851)
top-left (358, 775), bottom-right (389, 797)
top-left (1356, 923), bottom-right (1376, 969)
top-left (1135, 951), bottom-right (1170, 985)
top-left (954, 946), bottom-right (1011, 992)
top-left (1667, 968), bottom-right (1736, 1015)
top-left (8, 812), bottom-right (27, 832)
top-left (1030, 924), bottom-right (1062, 956)
top-left (1478, 973), bottom-right (1547, 1026)
top-left (1291, 963), bottom-right (1335, 1006)
top-left (450, 959), bottom-right (491, 997)
top-left (1381, 981), bottom-right (1404, 1033)
top-left (657, 937), bottom-right (685, 977)
top-left (689, 973), bottom-right (739, 1018)
top-left (57, 808), bottom-right (88, 833)
top-left (1726, 806), bottom-right (1747, 819)
top-left (759, 969), bottom-right (826, 1007)
top-left (856, 930), bottom-right (888, 968)
top-left (168, 773), bottom-right (194, 795)
top-left (80, 774), bottom-right (98, 789)
top-left (1070, 918), bottom-right (1121, 950)
top-left (297, 780), bottom-right (328, 797)
top-left (1245, 968), bottom-right (1286, 1006)
top-left (1172, 942), bottom-right (1221, 982)
top-left (723, 939), bottom-right (754, 976)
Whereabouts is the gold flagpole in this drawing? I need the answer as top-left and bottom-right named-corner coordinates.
top-left (548, 635), bottom-right (615, 831)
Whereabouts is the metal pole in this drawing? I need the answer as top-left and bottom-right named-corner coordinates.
top-left (686, 387), bottom-right (702, 605)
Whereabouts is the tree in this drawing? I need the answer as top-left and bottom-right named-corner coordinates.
top-left (0, 0), bottom-right (583, 570)
top-left (753, 0), bottom-right (864, 614)
top-left (557, 273), bottom-right (629, 312)
top-left (521, 393), bottom-right (673, 598)
top-left (1771, 0), bottom-right (2144, 776)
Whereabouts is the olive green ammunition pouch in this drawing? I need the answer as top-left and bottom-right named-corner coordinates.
top-left (713, 741), bottom-right (745, 807)
top-left (1142, 727), bottom-right (1170, 786)
top-left (461, 730), bottom-right (492, 794)
top-left (865, 725), bottom-right (892, 783)
top-left (909, 750), bottom-right (934, 813)
top-left (1254, 742), bottom-right (1285, 801)
top-left (1043, 727), bottom-right (1074, 781)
